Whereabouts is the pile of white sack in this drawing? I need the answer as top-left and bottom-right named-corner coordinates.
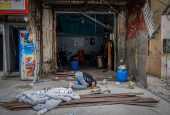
top-left (15, 88), bottom-right (80, 114)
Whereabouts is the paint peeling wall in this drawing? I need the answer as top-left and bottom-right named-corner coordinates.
top-left (161, 15), bottom-right (170, 78)
top-left (42, 9), bottom-right (53, 62)
top-left (126, 4), bottom-right (148, 87)
top-left (126, 8), bottom-right (137, 79)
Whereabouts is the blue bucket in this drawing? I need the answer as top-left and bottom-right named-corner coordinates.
top-left (117, 69), bottom-right (127, 82)
top-left (71, 61), bottom-right (78, 71)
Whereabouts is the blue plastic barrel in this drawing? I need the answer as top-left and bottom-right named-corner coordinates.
top-left (71, 61), bottom-right (78, 71)
top-left (117, 69), bottom-right (127, 82)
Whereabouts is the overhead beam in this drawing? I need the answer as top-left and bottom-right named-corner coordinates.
top-left (44, 7), bottom-right (121, 12)
top-left (43, 0), bottom-right (129, 5)
top-left (79, 11), bottom-right (112, 30)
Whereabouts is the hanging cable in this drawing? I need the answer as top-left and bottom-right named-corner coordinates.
top-left (106, 17), bottom-right (114, 22)
top-left (63, 12), bottom-right (104, 28)
top-left (75, 13), bottom-right (105, 28)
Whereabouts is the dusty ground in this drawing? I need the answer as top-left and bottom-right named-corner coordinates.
top-left (0, 73), bottom-right (170, 115)
top-left (147, 74), bottom-right (170, 103)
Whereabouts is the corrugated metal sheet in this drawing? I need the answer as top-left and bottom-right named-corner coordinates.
top-left (126, 4), bottom-right (148, 87)
top-left (136, 34), bottom-right (148, 88)
top-left (126, 38), bottom-right (136, 80)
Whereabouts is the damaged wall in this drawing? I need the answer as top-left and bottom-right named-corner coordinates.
top-left (151, 0), bottom-right (166, 29)
top-left (161, 15), bottom-right (170, 78)
top-left (126, 9), bottom-right (137, 79)
top-left (147, 38), bottom-right (161, 77)
top-left (42, 9), bottom-right (53, 63)
top-left (117, 11), bottom-right (126, 68)
top-left (146, 0), bottom-right (166, 78)
top-left (126, 4), bottom-right (148, 87)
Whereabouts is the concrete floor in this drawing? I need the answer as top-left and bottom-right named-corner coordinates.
top-left (0, 76), bottom-right (170, 115)
top-left (147, 74), bottom-right (170, 103)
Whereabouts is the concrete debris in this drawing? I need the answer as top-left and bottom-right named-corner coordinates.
top-left (129, 81), bottom-right (135, 89)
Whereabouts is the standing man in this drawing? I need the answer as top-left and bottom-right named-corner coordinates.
top-left (69, 71), bottom-right (97, 89)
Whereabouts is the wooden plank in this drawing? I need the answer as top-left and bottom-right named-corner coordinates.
top-left (108, 42), bottom-right (112, 70)
top-left (2, 103), bottom-right (31, 108)
top-left (57, 101), bottom-right (158, 108)
top-left (2, 93), bottom-right (159, 111)
top-left (7, 98), bottom-right (158, 111)
top-left (11, 108), bottom-right (32, 111)
top-left (11, 105), bottom-right (34, 109)
top-left (58, 97), bottom-right (140, 106)
top-left (80, 93), bottom-right (144, 98)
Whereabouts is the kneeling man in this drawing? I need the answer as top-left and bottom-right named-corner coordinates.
top-left (69, 71), bottom-right (97, 89)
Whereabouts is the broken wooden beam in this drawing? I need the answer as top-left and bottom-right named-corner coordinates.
top-left (59, 96), bottom-right (140, 106)
top-left (80, 93), bottom-right (144, 98)
top-left (2, 93), bottom-right (159, 111)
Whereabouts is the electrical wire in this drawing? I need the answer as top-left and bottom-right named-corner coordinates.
top-left (106, 17), bottom-right (114, 22)
top-left (64, 13), bottom-right (83, 20)
top-left (75, 13), bottom-right (105, 28)
top-left (63, 11), bottom-right (105, 28)
top-left (103, 0), bottom-right (149, 40)
top-left (155, 0), bottom-right (166, 6)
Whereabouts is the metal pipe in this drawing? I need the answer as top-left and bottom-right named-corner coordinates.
top-left (79, 11), bottom-right (112, 30)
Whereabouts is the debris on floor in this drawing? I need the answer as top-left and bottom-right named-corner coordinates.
top-left (16, 84), bottom-right (32, 89)
top-left (1, 92), bottom-right (159, 113)
top-left (116, 82), bottom-right (120, 85)
top-left (102, 79), bottom-right (107, 85)
top-left (42, 69), bottom-right (118, 81)
top-left (52, 71), bottom-right (117, 81)
top-left (2, 88), bottom-right (80, 114)
top-left (70, 86), bottom-right (100, 91)
top-left (147, 76), bottom-right (170, 103)
top-left (129, 81), bottom-right (135, 89)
